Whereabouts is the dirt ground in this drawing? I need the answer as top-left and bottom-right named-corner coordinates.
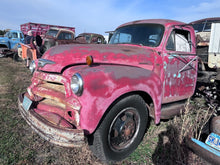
top-left (0, 57), bottom-right (211, 165)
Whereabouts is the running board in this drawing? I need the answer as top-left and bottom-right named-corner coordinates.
top-left (160, 99), bottom-right (188, 119)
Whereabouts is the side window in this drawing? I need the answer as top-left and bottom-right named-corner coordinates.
top-left (90, 36), bottom-right (101, 43)
top-left (20, 33), bottom-right (24, 39)
top-left (166, 31), bottom-right (175, 50)
top-left (97, 37), bottom-right (102, 44)
top-left (113, 33), bottom-right (132, 43)
top-left (166, 29), bottom-right (191, 52)
top-left (91, 36), bottom-right (96, 43)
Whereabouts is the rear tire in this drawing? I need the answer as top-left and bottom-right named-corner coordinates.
top-left (88, 95), bottom-right (149, 163)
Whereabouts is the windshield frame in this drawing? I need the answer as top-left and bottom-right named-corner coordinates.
top-left (109, 23), bottom-right (165, 47)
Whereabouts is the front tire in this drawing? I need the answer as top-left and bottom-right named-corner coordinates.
top-left (0, 53), bottom-right (5, 58)
top-left (88, 95), bottom-right (149, 163)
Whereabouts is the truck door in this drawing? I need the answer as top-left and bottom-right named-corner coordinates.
top-left (162, 27), bottom-right (198, 103)
top-left (19, 32), bottom-right (24, 44)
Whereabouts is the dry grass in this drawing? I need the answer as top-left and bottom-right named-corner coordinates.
top-left (179, 99), bottom-right (214, 141)
top-left (168, 99), bottom-right (214, 164)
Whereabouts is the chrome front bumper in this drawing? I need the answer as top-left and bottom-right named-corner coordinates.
top-left (18, 93), bottom-right (85, 147)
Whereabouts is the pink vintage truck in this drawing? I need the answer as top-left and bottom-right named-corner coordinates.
top-left (18, 19), bottom-right (198, 163)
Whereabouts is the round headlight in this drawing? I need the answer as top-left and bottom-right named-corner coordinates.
top-left (71, 73), bottom-right (83, 96)
top-left (29, 60), bottom-right (36, 74)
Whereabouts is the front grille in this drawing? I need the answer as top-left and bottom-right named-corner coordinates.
top-left (34, 81), bottom-right (66, 104)
top-left (29, 72), bottom-right (81, 128)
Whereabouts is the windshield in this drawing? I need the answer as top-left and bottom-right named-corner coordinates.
top-left (85, 35), bottom-right (91, 43)
top-left (192, 19), bottom-right (220, 32)
top-left (4, 32), bottom-right (9, 37)
top-left (109, 24), bottom-right (164, 47)
top-left (46, 29), bottom-right (59, 37)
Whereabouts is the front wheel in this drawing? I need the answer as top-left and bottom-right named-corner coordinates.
top-left (88, 95), bottom-right (149, 163)
top-left (0, 53), bottom-right (5, 58)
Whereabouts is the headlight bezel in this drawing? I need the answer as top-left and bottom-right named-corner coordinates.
top-left (71, 73), bottom-right (84, 96)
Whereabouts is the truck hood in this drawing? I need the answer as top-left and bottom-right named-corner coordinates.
top-left (0, 37), bottom-right (9, 43)
top-left (39, 44), bottom-right (156, 73)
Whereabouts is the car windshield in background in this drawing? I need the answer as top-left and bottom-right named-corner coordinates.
top-left (4, 32), bottom-right (9, 37)
top-left (46, 29), bottom-right (59, 37)
top-left (85, 35), bottom-right (91, 42)
top-left (109, 24), bottom-right (164, 47)
top-left (192, 19), bottom-right (220, 32)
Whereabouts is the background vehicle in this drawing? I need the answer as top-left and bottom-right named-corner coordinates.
top-left (187, 18), bottom-right (220, 165)
top-left (20, 22), bottom-right (75, 37)
top-left (20, 22), bottom-right (76, 55)
top-left (20, 23), bottom-right (106, 57)
top-left (191, 18), bottom-right (220, 92)
top-left (0, 22), bottom-right (76, 58)
top-left (75, 33), bottom-right (106, 44)
top-left (40, 28), bottom-right (76, 54)
top-left (18, 19), bottom-right (198, 163)
top-left (0, 30), bottom-right (24, 57)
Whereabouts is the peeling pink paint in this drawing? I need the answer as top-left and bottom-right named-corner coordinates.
top-left (19, 19), bottom-right (198, 140)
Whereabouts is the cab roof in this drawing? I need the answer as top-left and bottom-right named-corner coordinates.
top-left (190, 17), bottom-right (220, 24)
top-left (117, 19), bottom-right (185, 29)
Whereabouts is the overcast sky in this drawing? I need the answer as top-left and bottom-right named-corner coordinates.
top-left (1, 0), bottom-right (220, 35)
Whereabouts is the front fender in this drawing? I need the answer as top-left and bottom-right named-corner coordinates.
top-left (0, 42), bottom-right (9, 48)
top-left (0, 37), bottom-right (10, 47)
top-left (65, 65), bottom-right (162, 133)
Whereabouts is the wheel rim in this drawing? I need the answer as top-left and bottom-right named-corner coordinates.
top-left (108, 107), bottom-right (140, 151)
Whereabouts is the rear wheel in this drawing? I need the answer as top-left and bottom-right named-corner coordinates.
top-left (88, 95), bottom-right (149, 163)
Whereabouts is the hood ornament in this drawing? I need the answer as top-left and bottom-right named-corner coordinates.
top-left (38, 59), bottom-right (55, 68)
